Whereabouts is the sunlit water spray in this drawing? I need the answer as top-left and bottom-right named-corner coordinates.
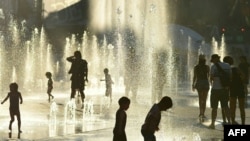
top-left (0, 1), bottom-right (217, 140)
top-left (0, 19), bottom-right (54, 92)
top-left (211, 35), bottom-right (227, 59)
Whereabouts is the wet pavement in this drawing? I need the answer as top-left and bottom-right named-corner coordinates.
top-left (0, 86), bottom-right (250, 141)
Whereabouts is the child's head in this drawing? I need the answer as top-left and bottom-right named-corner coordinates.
top-left (45, 72), bottom-right (52, 78)
top-left (118, 97), bottom-right (130, 110)
top-left (158, 96), bottom-right (173, 111)
top-left (10, 82), bottom-right (18, 92)
top-left (104, 68), bottom-right (109, 74)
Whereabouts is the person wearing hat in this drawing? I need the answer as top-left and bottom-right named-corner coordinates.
top-left (192, 54), bottom-right (210, 122)
top-left (209, 54), bottom-right (232, 129)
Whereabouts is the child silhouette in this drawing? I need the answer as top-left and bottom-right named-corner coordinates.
top-left (1, 82), bottom-right (23, 133)
top-left (45, 72), bottom-right (54, 102)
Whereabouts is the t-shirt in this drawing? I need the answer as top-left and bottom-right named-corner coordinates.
top-left (210, 62), bottom-right (231, 90)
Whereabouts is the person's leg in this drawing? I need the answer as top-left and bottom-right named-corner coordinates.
top-left (47, 89), bottom-right (50, 102)
top-left (210, 90), bottom-right (219, 128)
top-left (9, 112), bottom-right (15, 131)
top-left (71, 88), bottom-right (76, 99)
top-left (243, 84), bottom-right (248, 107)
top-left (47, 88), bottom-right (53, 101)
top-left (109, 87), bottom-right (112, 103)
top-left (221, 108), bottom-right (226, 123)
top-left (71, 79), bottom-right (77, 99)
top-left (229, 97), bottom-right (237, 124)
top-left (141, 130), bottom-right (155, 141)
top-left (201, 90), bottom-right (208, 116)
top-left (197, 90), bottom-right (203, 117)
top-left (210, 108), bottom-right (217, 128)
top-left (50, 88), bottom-right (54, 99)
top-left (79, 88), bottom-right (85, 108)
top-left (238, 98), bottom-right (246, 125)
top-left (221, 92), bottom-right (231, 124)
top-left (222, 107), bottom-right (231, 124)
top-left (16, 112), bottom-right (22, 132)
top-left (105, 87), bottom-right (112, 104)
top-left (199, 90), bottom-right (208, 122)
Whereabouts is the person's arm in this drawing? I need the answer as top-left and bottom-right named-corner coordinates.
top-left (84, 61), bottom-right (88, 82)
top-left (192, 67), bottom-right (197, 91)
top-left (19, 93), bottom-right (23, 104)
top-left (100, 76), bottom-right (105, 81)
top-left (210, 65), bottom-right (214, 85)
top-left (1, 94), bottom-right (10, 104)
top-left (66, 56), bottom-right (75, 62)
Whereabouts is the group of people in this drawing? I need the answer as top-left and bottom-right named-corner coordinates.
top-left (1, 50), bottom-right (249, 140)
top-left (113, 96), bottom-right (173, 141)
top-left (192, 54), bottom-right (249, 129)
top-left (0, 50), bottom-right (114, 135)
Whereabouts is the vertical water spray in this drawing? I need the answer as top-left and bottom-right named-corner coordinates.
top-left (211, 34), bottom-right (227, 59)
top-left (88, 0), bottom-right (171, 101)
top-left (220, 34), bottom-right (227, 58)
top-left (11, 66), bottom-right (17, 82)
top-left (24, 41), bottom-right (34, 90)
top-left (81, 31), bottom-right (88, 59)
top-left (64, 37), bottom-right (72, 80)
top-left (89, 35), bottom-right (100, 88)
top-left (0, 35), bottom-right (4, 92)
top-left (46, 44), bottom-right (53, 72)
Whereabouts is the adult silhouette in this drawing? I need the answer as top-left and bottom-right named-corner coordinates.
top-left (67, 51), bottom-right (88, 108)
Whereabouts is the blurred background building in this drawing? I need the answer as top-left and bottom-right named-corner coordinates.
top-left (0, 0), bottom-right (250, 46)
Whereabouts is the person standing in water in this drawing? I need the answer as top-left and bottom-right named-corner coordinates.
top-left (67, 51), bottom-right (88, 109)
top-left (45, 72), bottom-right (54, 102)
top-left (113, 97), bottom-right (130, 141)
top-left (141, 96), bottom-right (173, 141)
top-left (192, 54), bottom-right (210, 122)
top-left (100, 68), bottom-right (114, 103)
top-left (1, 83), bottom-right (23, 133)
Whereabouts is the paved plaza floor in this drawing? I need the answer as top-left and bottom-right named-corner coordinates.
top-left (0, 86), bottom-right (250, 141)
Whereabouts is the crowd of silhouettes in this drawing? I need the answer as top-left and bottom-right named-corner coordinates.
top-left (193, 54), bottom-right (249, 129)
top-left (1, 50), bottom-right (249, 140)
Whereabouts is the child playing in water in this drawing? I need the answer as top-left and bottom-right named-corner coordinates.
top-left (45, 72), bottom-right (54, 102)
top-left (1, 82), bottom-right (23, 133)
top-left (113, 97), bottom-right (130, 141)
top-left (100, 68), bottom-right (114, 103)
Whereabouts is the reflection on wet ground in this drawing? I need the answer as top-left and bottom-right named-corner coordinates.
top-left (0, 87), bottom-right (249, 140)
